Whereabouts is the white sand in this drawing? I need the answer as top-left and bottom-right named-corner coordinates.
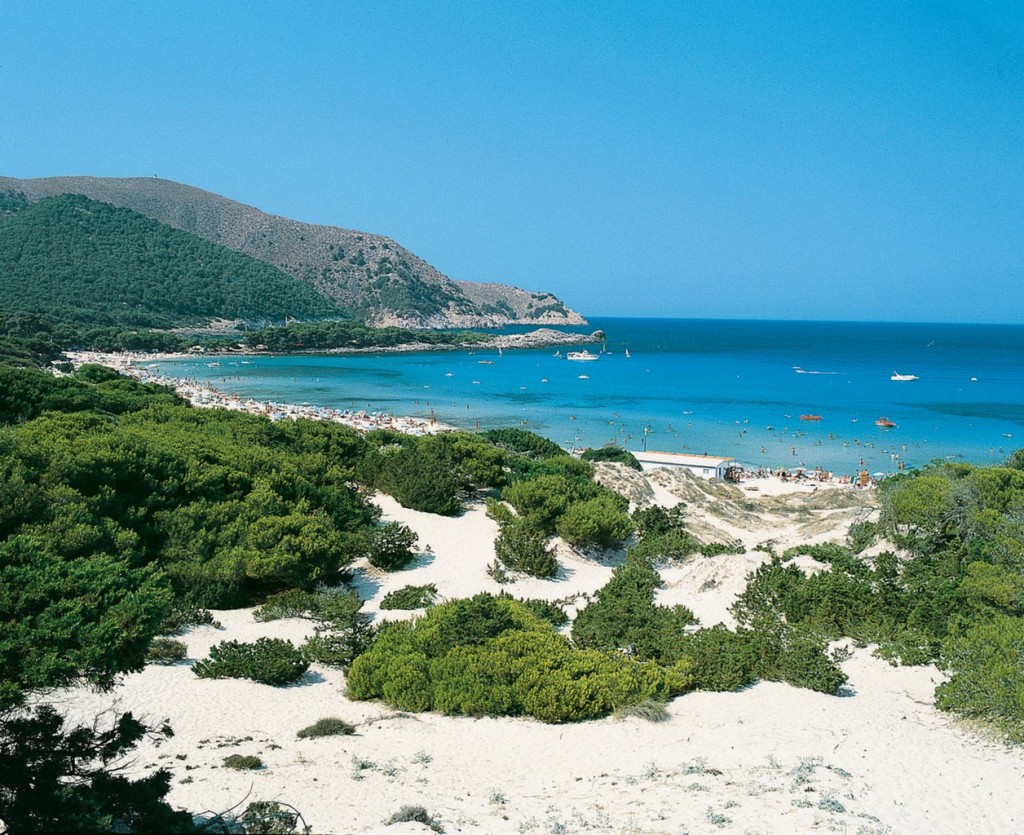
top-left (55, 473), bottom-right (1024, 834)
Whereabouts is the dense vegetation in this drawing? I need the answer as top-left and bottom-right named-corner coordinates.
top-left (346, 594), bottom-right (690, 722)
top-left (2, 356), bottom-right (1024, 831)
top-left (0, 194), bottom-right (343, 327)
top-left (241, 319), bottom-right (491, 351)
top-left (581, 445), bottom-right (642, 470)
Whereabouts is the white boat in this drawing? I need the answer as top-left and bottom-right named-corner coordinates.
top-left (578, 374), bottom-right (589, 379)
top-left (566, 350), bottom-right (599, 361)
top-left (625, 348), bottom-right (631, 358)
top-left (891, 371), bottom-right (919, 381)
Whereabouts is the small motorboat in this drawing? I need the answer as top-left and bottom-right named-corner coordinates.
top-left (799, 414), bottom-right (823, 421)
top-left (875, 417), bottom-right (897, 428)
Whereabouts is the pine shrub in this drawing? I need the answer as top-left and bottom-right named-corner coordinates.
top-left (346, 594), bottom-right (692, 723)
top-left (494, 518), bottom-right (558, 578)
top-left (380, 584), bottom-right (438, 610)
top-left (145, 637), bottom-right (187, 665)
top-left (193, 638), bottom-right (309, 686)
top-left (367, 522), bottom-right (418, 571)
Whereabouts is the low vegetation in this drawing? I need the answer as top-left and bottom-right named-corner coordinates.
top-left (145, 638), bottom-right (187, 666)
top-left (346, 594), bottom-right (690, 722)
top-left (193, 638), bottom-right (309, 686)
top-left (223, 754), bottom-right (264, 771)
top-left (380, 583), bottom-right (439, 610)
top-left (296, 717), bottom-right (357, 739)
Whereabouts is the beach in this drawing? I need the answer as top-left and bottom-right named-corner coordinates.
top-left (56, 479), bottom-right (1024, 834)
top-left (51, 349), bottom-right (1024, 834)
top-left (65, 351), bottom-right (458, 436)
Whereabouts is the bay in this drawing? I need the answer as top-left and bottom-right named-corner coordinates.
top-left (153, 318), bottom-right (1024, 477)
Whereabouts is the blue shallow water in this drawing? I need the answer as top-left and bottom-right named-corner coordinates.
top-left (153, 318), bottom-right (1024, 476)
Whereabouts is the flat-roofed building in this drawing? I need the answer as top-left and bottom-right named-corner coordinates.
top-left (632, 450), bottom-right (735, 480)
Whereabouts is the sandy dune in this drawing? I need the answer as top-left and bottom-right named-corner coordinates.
top-left (56, 471), bottom-right (1024, 834)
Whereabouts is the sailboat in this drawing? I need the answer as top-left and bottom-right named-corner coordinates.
top-left (625, 348), bottom-right (631, 358)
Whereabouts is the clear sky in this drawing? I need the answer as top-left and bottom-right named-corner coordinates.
top-left (2, 1), bottom-right (1022, 323)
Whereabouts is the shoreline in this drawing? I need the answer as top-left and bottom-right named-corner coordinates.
top-left (64, 351), bottom-right (458, 436)
top-left (64, 350), bottom-right (871, 490)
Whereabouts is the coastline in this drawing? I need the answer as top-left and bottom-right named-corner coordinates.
top-left (64, 349), bottom-right (876, 489)
top-left (64, 351), bottom-right (458, 436)
top-left (64, 350), bottom-right (874, 489)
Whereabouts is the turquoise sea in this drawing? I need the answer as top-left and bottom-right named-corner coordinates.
top-left (153, 318), bottom-right (1024, 477)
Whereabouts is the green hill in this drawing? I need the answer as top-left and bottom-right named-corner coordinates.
top-left (0, 175), bottom-right (587, 329)
top-left (0, 194), bottom-right (344, 328)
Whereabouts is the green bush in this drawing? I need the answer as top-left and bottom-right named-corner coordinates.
top-left (222, 754), bottom-right (263, 771)
top-left (627, 530), bottom-right (702, 562)
top-left (936, 614), bottom-right (1024, 742)
top-left (158, 604), bottom-right (218, 636)
top-left (380, 584), bottom-right (438, 610)
top-left (556, 496), bottom-right (634, 550)
top-left (252, 588), bottom-right (319, 622)
top-left (480, 428), bottom-right (566, 459)
top-left (384, 805), bottom-right (443, 832)
top-left (572, 554), bottom-right (695, 663)
top-left (145, 638), bottom-right (187, 666)
top-left (679, 621), bottom-right (847, 695)
top-left (499, 594), bottom-right (569, 627)
top-left (679, 625), bottom-right (760, 691)
top-left (847, 519), bottom-right (879, 553)
top-left (302, 625), bottom-right (377, 669)
top-left (494, 518), bottom-right (559, 578)
top-left (632, 505), bottom-right (686, 538)
top-left (361, 433), bottom-right (462, 516)
top-left (346, 594), bottom-right (691, 723)
top-left (296, 717), bottom-right (357, 739)
top-left (581, 446), bottom-right (642, 470)
top-left (502, 475), bottom-right (573, 534)
top-left (485, 497), bottom-right (515, 526)
top-left (367, 522), bottom-right (418, 571)
top-left (700, 541), bottom-right (745, 557)
top-left (613, 698), bottom-right (671, 722)
top-left (193, 638), bottom-right (309, 686)
top-left (239, 801), bottom-right (304, 835)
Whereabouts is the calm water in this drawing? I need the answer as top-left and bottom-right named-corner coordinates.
top-left (154, 318), bottom-right (1024, 476)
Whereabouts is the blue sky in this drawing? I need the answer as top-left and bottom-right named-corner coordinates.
top-left (2, 1), bottom-right (1022, 323)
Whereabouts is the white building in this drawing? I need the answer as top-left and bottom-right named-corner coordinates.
top-left (632, 450), bottom-right (735, 480)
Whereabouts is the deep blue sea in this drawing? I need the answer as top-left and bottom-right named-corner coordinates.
top-left (153, 318), bottom-right (1024, 477)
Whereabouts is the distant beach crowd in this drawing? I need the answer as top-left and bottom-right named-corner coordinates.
top-left (65, 351), bottom-right (453, 436)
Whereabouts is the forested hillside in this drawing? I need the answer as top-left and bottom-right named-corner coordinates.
top-left (0, 175), bottom-right (587, 328)
top-left (0, 194), bottom-right (343, 328)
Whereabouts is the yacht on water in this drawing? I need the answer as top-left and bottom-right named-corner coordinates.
top-left (567, 350), bottom-right (599, 361)
top-left (891, 371), bottom-right (919, 381)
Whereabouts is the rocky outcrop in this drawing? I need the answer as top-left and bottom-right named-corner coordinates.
top-left (0, 175), bottom-right (586, 329)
